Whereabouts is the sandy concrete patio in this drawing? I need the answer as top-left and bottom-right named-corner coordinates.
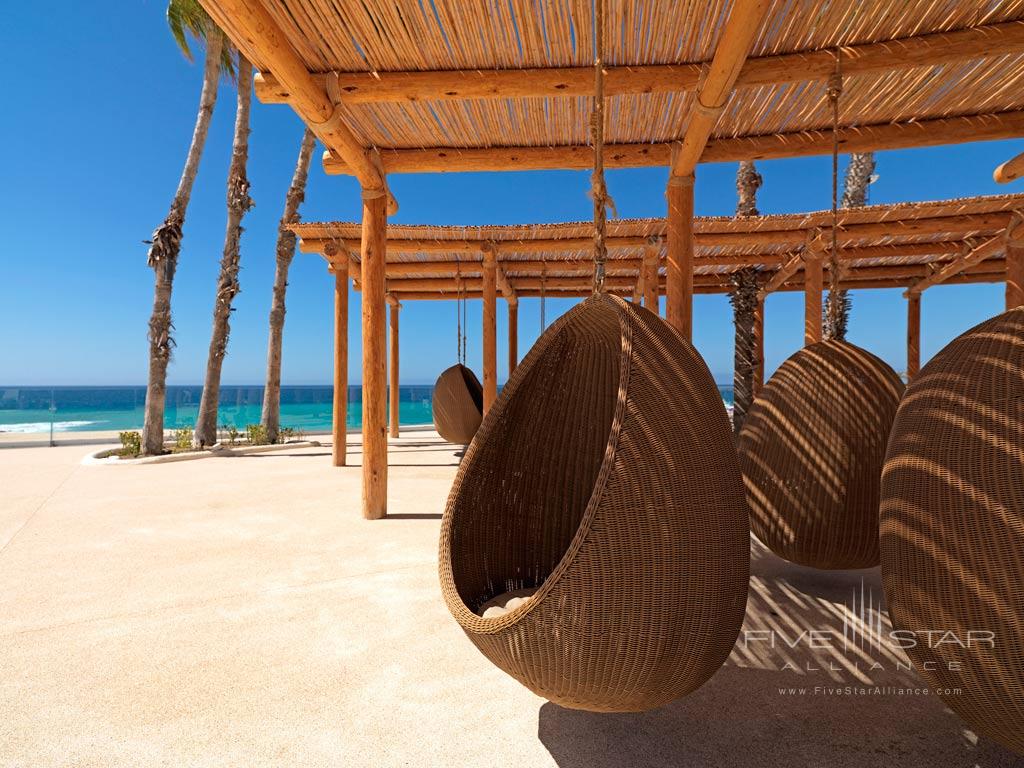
top-left (1, 435), bottom-right (1021, 767)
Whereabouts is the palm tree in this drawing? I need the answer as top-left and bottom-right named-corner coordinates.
top-left (735, 160), bottom-right (762, 217)
top-left (729, 267), bottom-right (760, 433)
top-left (824, 152), bottom-right (876, 341)
top-left (193, 55), bottom-right (255, 447)
top-left (730, 160), bottom-right (763, 432)
top-left (261, 129), bottom-right (317, 444)
top-left (141, 0), bottom-right (232, 455)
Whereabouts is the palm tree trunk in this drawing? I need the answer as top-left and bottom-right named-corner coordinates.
top-left (825, 152), bottom-right (876, 341)
top-left (141, 29), bottom-right (223, 455)
top-left (194, 56), bottom-right (254, 447)
top-left (731, 160), bottom-right (763, 431)
top-left (729, 267), bottom-right (760, 433)
top-left (261, 128), bottom-right (316, 443)
top-left (735, 160), bottom-right (762, 217)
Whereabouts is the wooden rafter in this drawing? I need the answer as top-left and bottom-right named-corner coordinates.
top-left (324, 241), bottom-right (971, 278)
top-left (995, 149), bottom-right (1024, 183)
top-left (299, 211), bottom-right (1012, 256)
top-left (255, 21), bottom-right (1024, 106)
top-left (322, 110), bottom-right (1024, 175)
top-left (198, 0), bottom-right (396, 213)
top-left (672, 0), bottom-right (772, 177)
top-left (380, 269), bottom-right (1005, 301)
top-left (370, 260), bottom-right (1005, 294)
top-left (759, 253), bottom-right (805, 298)
top-left (904, 235), bottom-right (1005, 295)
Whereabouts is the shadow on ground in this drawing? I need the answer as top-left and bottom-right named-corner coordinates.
top-left (538, 541), bottom-right (1024, 767)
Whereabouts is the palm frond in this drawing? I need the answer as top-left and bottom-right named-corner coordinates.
top-left (166, 0), bottom-right (235, 78)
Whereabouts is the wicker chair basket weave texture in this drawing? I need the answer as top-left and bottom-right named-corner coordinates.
top-left (438, 294), bottom-right (750, 712)
top-left (881, 307), bottom-right (1024, 756)
top-left (738, 341), bottom-right (904, 569)
top-left (433, 364), bottom-right (484, 444)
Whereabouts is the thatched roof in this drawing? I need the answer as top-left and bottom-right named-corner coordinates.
top-left (201, 1), bottom-right (1024, 181)
top-left (290, 194), bottom-right (1024, 298)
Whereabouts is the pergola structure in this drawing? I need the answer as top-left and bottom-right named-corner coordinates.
top-left (199, 0), bottom-right (1024, 519)
top-left (293, 193), bottom-right (1024, 458)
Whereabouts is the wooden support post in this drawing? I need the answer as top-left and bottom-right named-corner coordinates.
top-left (907, 293), bottom-right (921, 380)
top-left (631, 278), bottom-right (643, 304)
top-left (803, 250), bottom-right (824, 346)
top-left (331, 257), bottom-right (348, 467)
top-left (1006, 215), bottom-right (1024, 309)
top-left (753, 294), bottom-right (765, 397)
top-left (643, 244), bottom-right (660, 311)
top-left (508, 298), bottom-right (518, 375)
top-left (482, 248), bottom-right (498, 411)
top-left (387, 295), bottom-right (400, 439)
top-left (360, 192), bottom-right (388, 520)
top-left (666, 173), bottom-right (695, 340)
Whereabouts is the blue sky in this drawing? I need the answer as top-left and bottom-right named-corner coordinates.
top-left (1, 2), bottom-right (1021, 386)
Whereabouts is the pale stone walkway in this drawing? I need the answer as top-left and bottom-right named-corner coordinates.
top-left (1, 436), bottom-right (1020, 767)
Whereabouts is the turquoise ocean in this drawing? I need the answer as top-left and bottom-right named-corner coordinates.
top-left (0, 385), bottom-right (735, 434)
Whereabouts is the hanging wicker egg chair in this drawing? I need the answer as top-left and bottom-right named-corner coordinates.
top-left (881, 307), bottom-right (1024, 756)
top-left (737, 340), bottom-right (904, 569)
top-left (439, 295), bottom-right (750, 712)
top-left (432, 364), bottom-right (483, 445)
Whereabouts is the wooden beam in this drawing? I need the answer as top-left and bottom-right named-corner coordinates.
top-left (301, 220), bottom-right (1006, 260)
top-left (508, 298), bottom-right (518, 375)
top-left (388, 299), bottom-right (400, 439)
top-left (495, 263), bottom-right (516, 301)
top-left (995, 149), bottom-right (1024, 184)
top-left (310, 239), bottom-right (971, 277)
top-left (323, 111), bottom-right (1024, 175)
top-left (907, 293), bottom-right (921, 380)
top-left (378, 259), bottom-right (1000, 294)
top-left (666, 174), bottom-right (695, 339)
top-left (202, 0), bottom-right (394, 211)
top-left (482, 249), bottom-right (498, 412)
top-left (360, 193), bottom-right (388, 519)
top-left (672, 0), bottom-right (771, 177)
top-left (759, 253), bottom-right (804, 297)
top-left (804, 251), bottom-right (824, 345)
top-left (905, 234), bottom-right (1004, 295)
top-left (303, 213), bottom-right (1010, 259)
top-left (642, 245), bottom-right (660, 311)
top-left (380, 269), bottom-right (1007, 301)
top-left (1007, 215), bottom-right (1024, 309)
top-left (331, 259), bottom-right (348, 467)
top-left (257, 21), bottom-right (1024, 104)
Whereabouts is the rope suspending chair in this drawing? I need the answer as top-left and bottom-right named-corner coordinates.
top-left (438, 3), bottom-right (749, 712)
top-left (737, 54), bottom-right (904, 569)
top-left (881, 307), bottom-right (1024, 755)
top-left (432, 277), bottom-right (484, 445)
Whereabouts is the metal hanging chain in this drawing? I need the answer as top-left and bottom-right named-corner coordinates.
top-left (590, 0), bottom-right (611, 294)
top-left (826, 50), bottom-right (844, 330)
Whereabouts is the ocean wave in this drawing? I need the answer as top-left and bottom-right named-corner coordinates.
top-left (0, 420), bottom-right (100, 434)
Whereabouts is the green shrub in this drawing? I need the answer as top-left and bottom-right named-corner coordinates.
top-left (278, 426), bottom-right (295, 443)
top-left (220, 424), bottom-right (240, 446)
top-left (118, 430), bottom-right (141, 458)
top-left (245, 423), bottom-right (269, 446)
top-left (173, 427), bottom-right (194, 451)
